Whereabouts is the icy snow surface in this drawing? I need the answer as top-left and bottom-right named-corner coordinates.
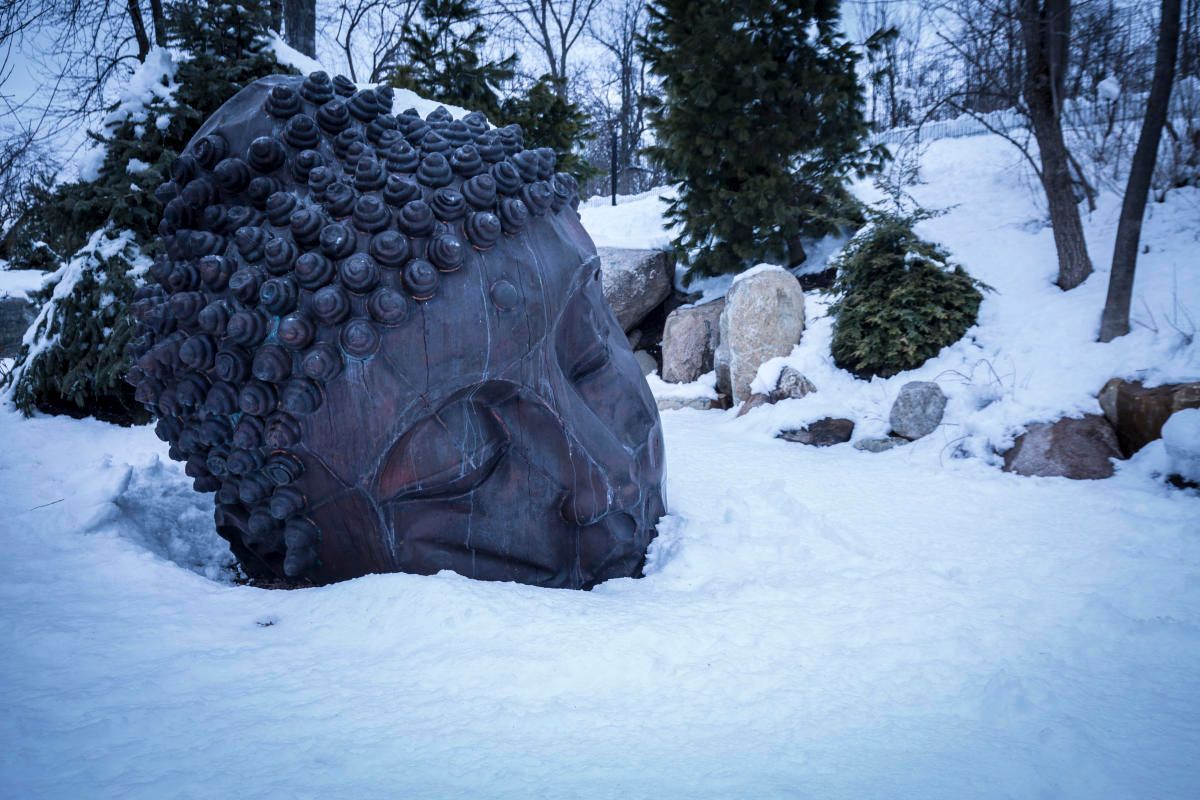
top-left (1, 404), bottom-right (1198, 799)
top-left (1, 134), bottom-right (1198, 799)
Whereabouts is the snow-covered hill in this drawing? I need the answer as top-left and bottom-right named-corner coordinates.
top-left (1, 133), bottom-right (1198, 799)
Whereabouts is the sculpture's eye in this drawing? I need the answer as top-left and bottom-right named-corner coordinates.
top-left (559, 287), bottom-right (610, 382)
top-left (378, 398), bottom-right (509, 502)
top-left (569, 310), bottom-right (610, 381)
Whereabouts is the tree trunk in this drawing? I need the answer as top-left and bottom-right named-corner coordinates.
top-left (1099, 0), bottom-right (1182, 342)
top-left (283, 0), bottom-right (317, 58)
top-left (147, 0), bottom-right (166, 46)
top-left (270, 0), bottom-right (283, 35)
top-left (1020, 0), bottom-right (1093, 290)
top-left (126, 0), bottom-right (151, 61)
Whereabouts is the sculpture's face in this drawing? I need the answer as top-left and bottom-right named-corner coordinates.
top-left (298, 206), bottom-right (665, 588)
top-left (128, 73), bottom-right (665, 589)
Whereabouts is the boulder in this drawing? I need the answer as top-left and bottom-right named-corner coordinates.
top-left (854, 436), bottom-right (909, 453)
top-left (1098, 378), bottom-right (1200, 456)
top-left (597, 247), bottom-right (675, 332)
top-left (661, 299), bottom-right (724, 383)
top-left (777, 417), bottom-right (854, 447)
top-left (771, 367), bottom-right (816, 402)
top-left (1002, 415), bottom-right (1123, 480)
top-left (0, 296), bottom-right (36, 359)
top-left (634, 350), bottom-right (658, 377)
top-left (716, 267), bottom-right (806, 403)
top-left (890, 381), bottom-right (947, 440)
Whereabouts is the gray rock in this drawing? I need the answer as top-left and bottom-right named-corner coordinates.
top-left (890, 381), bottom-right (947, 440)
top-left (597, 247), bottom-right (674, 332)
top-left (716, 268), bottom-right (806, 403)
top-left (1002, 415), bottom-right (1123, 480)
top-left (0, 296), bottom-right (36, 359)
top-left (854, 436), bottom-right (909, 453)
top-left (634, 350), bottom-right (657, 376)
top-left (777, 417), bottom-right (854, 447)
top-left (736, 393), bottom-right (771, 417)
top-left (771, 366), bottom-right (816, 402)
top-left (656, 396), bottom-right (717, 411)
top-left (661, 299), bottom-right (724, 383)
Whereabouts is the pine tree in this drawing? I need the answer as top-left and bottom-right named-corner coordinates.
top-left (641, 0), bottom-right (886, 282)
top-left (389, 0), bottom-right (517, 120)
top-left (500, 76), bottom-right (595, 180)
top-left (390, 2), bottom-right (594, 180)
top-left (3, 0), bottom-right (293, 423)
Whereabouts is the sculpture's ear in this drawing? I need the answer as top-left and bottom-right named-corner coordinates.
top-left (377, 394), bottom-right (512, 503)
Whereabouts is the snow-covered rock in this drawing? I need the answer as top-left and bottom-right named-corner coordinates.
top-left (1162, 408), bottom-right (1200, 483)
top-left (597, 247), bottom-right (674, 332)
top-left (777, 417), bottom-right (854, 447)
top-left (854, 435), bottom-right (910, 453)
top-left (1099, 378), bottom-right (1200, 456)
top-left (890, 381), bottom-right (948, 440)
top-left (736, 368), bottom-right (816, 417)
top-left (1002, 415), bottom-right (1123, 479)
top-left (772, 366), bottom-right (816, 402)
top-left (661, 299), bottom-right (723, 383)
top-left (716, 266), bottom-right (805, 403)
top-left (634, 350), bottom-right (657, 376)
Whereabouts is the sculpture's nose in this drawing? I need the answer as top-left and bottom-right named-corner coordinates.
top-left (559, 461), bottom-right (640, 526)
top-left (550, 391), bottom-right (642, 526)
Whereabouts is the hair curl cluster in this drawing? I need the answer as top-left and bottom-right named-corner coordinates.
top-left (125, 71), bottom-right (581, 580)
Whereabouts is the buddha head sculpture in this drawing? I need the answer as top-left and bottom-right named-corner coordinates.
top-left (127, 72), bottom-right (666, 589)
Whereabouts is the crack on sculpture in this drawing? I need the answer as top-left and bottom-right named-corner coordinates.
top-left (126, 72), bottom-right (666, 589)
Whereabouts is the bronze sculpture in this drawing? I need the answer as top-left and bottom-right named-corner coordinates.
top-left (127, 72), bottom-right (666, 589)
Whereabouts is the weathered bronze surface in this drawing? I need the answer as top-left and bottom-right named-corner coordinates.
top-left (127, 73), bottom-right (666, 589)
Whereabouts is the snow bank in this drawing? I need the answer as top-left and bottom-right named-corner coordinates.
top-left (579, 188), bottom-right (678, 249)
top-left (646, 369), bottom-right (718, 402)
top-left (1163, 408), bottom-right (1200, 483)
top-left (1, 401), bottom-right (1198, 799)
top-left (0, 266), bottom-right (51, 298)
top-left (265, 31), bottom-right (324, 76)
top-left (725, 134), bottom-right (1200, 464)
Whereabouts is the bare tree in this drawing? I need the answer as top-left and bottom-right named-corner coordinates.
top-left (856, 0), bottom-right (929, 130)
top-left (329, 0), bottom-right (421, 83)
top-left (586, 0), bottom-right (649, 194)
top-left (284, 0), bottom-right (317, 58)
top-left (494, 0), bottom-right (602, 100)
top-left (1099, 0), bottom-right (1183, 341)
top-left (0, 0), bottom-right (148, 233)
top-left (1018, 0), bottom-right (1093, 290)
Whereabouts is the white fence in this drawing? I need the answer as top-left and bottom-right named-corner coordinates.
top-left (869, 78), bottom-right (1199, 147)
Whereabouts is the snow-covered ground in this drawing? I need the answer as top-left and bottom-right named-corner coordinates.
top-left (2, 134), bottom-right (1199, 799)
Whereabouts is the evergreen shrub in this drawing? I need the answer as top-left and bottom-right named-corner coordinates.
top-left (829, 210), bottom-right (988, 379)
